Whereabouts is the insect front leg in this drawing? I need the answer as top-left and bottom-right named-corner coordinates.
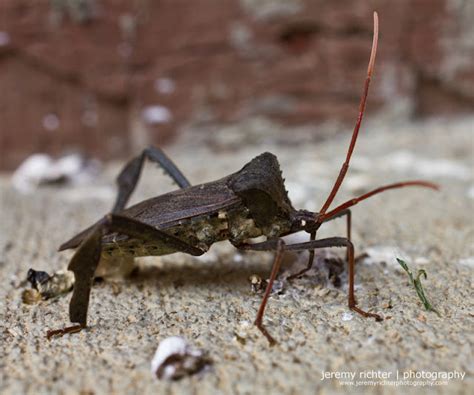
top-left (240, 239), bottom-right (286, 345)
top-left (238, 235), bottom-right (381, 344)
top-left (286, 231), bottom-right (315, 280)
top-left (47, 214), bottom-right (204, 339)
top-left (288, 209), bottom-right (352, 280)
top-left (113, 146), bottom-right (191, 212)
top-left (284, 237), bottom-right (382, 321)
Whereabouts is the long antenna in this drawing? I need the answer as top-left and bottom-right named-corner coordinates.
top-left (317, 12), bottom-right (379, 219)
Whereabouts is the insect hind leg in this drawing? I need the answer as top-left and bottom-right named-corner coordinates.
top-left (47, 214), bottom-right (204, 339)
top-left (112, 146), bottom-right (191, 212)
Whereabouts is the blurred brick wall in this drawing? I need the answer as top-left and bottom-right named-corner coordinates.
top-left (0, 0), bottom-right (473, 170)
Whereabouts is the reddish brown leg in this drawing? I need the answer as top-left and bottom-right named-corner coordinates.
top-left (342, 239), bottom-right (381, 321)
top-left (284, 238), bottom-right (382, 321)
top-left (46, 324), bottom-right (84, 340)
top-left (239, 235), bottom-right (381, 344)
top-left (254, 239), bottom-right (286, 345)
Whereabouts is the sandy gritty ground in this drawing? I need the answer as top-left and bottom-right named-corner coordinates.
top-left (1, 116), bottom-right (473, 394)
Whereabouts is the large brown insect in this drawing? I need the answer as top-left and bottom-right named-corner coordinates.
top-left (47, 12), bottom-right (438, 344)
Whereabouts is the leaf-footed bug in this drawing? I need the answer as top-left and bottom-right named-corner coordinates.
top-left (46, 12), bottom-right (438, 344)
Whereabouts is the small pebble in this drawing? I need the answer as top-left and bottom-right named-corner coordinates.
top-left (234, 320), bottom-right (252, 343)
top-left (23, 269), bottom-right (75, 302)
top-left (341, 312), bottom-right (353, 321)
top-left (417, 313), bottom-right (427, 323)
top-left (248, 274), bottom-right (267, 293)
top-left (151, 336), bottom-right (211, 380)
top-left (35, 270), bottom-right (75, 299)
top-left (21, 289), bottom-right (42, 305)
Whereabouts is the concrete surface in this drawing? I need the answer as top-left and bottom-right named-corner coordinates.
top-left (1, 116), bottom-right (473, 394)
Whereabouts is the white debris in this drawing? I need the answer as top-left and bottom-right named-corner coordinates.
top-left (341, 312), bottom-right (353, 321)
top-left (26, 269), bottom-right (75, 300)
top-left (142, 105), bottom-right (172, 124)
top-left (22, 268), bottom-right (75, 304)
top-left (154, 78), bottom-right (175, 94)
top-left (12, 154), bottom-right (51, 192)
top-left (12, 153), bottom-right (101, 193)
top-left (458, 257), bottom-right (474, 268)
top-left (151, 336), bottom-right (210, 380)
top-left (234, 320), bottom-right (252, 342)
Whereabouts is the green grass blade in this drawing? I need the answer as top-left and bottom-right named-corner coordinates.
top-left (397, 258), bottom-right (440, 317)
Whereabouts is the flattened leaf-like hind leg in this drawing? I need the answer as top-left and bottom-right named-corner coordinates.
top-left (47, 214), bottom-right (204, 339)
top-left (238, 235), bottom-right (381, 345)
top-left (46, 228), bottom-right (103, 339)
top-left (112, 146), bottom-right (191, 213)
top-left (58, 147), bottom-right (191, 251)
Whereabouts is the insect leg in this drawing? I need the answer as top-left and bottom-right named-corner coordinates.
top-left (286, 231), bottom-right (316, 280)
top-left (323, 209), bottom-right (351, 262)
top-left (287, 209), bottom-right (351, 280)
top-left (48, 214), bottom-right (204, 339)
top-left (237, 239), bottom-right (285, 345)
top-left (284, 237), bottom-right (382, 321)
top-left (112, 146), bottom-right (191, 212)
top-left (238, 235), bottom-right (381, 343)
